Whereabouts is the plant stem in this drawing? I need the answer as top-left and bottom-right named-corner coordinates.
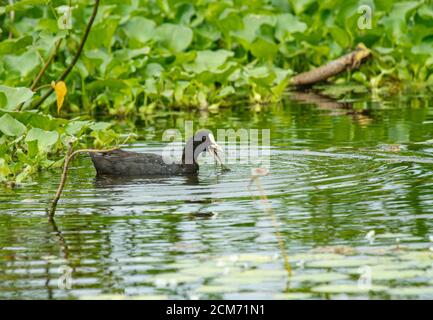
top-left (48, 145), bottom-right (118, 221)
top-left (248, 175), bottom-right (292, 276)
top-left (31, 39), bottom-right (63, 91)
top-left (32, 0), bottom-right (100, 110)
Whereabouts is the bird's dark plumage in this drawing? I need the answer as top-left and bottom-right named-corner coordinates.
top-left (90, 130), bottom-right (222, 176)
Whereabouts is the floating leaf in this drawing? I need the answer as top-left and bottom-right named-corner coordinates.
top-left (25, 128), bottom-right (59, 153)
top-left (312, 284), bottom-right (387, 294)
top-left (291, 272), bottom-right (349, 283)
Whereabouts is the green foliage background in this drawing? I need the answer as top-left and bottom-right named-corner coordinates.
top-left (0, 0), bottom-right (433, 184)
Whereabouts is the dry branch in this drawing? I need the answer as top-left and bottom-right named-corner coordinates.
top-left (291, 44), bottom-right (371, 86)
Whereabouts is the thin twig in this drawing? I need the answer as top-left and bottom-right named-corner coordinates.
top-left (48, 145), bottom-right (118, 220)
top-left (33, 84), bottom-right (52, 92)
top-left (32, 0), bottom-right (100, 110)
top-left (8, 0), bottom-right (15, 39)
top-left (248, 174), bottom-right (292, 276)
top-left (31, 39), bottom-right (63, 91)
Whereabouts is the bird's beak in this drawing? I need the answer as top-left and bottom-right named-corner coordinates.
top-left (207, 134), bottom-right (224, 165)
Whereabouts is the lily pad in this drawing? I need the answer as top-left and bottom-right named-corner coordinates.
top-left (290, 272), bottom-right (349, 283)
top-left (312, 284), bottom-right (387, 294)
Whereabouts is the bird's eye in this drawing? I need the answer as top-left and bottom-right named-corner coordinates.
top-left (202, 136), bottom-right (206, 142)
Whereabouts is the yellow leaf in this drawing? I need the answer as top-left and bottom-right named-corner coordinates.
top-left (51, 81), bottom-right (67, 114)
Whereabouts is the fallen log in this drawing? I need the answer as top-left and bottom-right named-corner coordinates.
top-left (290, 43), bottom-right (371, 86)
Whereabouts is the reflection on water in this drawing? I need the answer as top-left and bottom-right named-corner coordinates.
top-left (1, 93), bottom-right (433, 299)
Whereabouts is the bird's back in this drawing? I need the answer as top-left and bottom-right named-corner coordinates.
top-left (90, 149), bottom-right (197, 176)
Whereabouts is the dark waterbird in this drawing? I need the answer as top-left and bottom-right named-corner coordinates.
top-left (90, 130), bottom-right (225, 176)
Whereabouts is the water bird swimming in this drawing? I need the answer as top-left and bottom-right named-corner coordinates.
top-left (90, 130), bottom-right (224, 176)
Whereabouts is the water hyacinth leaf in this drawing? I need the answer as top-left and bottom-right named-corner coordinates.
top-left (145, 63), bottom-right (165, 78)
top-left (232, 14), bottom-right (276, 47)
top-left (250, 38), bottom-right (279, 60)
top-left (26, 140), bottom-right (38, 159)
top-left (88, 16), bottom-right (120, 50)
top-left (418, 4), bottom-right (433, 20)
top-left (380, 1), bottom-right (421, 41)
top-left (6, 0), bottom-right (49, 12)
top-left (217, 86), bottom-right (235, 98)
top-left (155, 23), bottom-right (193, 52)
top-left (65, 120), bottom-right (91, 136)
top-left (0, 93), bottom-right (6, 109)
top-left (275, 13), bottom-right (307, 42)
top-left (329, 26), bottom-right (351, 48)
top-left (289, 0), bottom-right (316, 15)
top-left (183, 50), bottom-right (234, 74)
top-left (123, 17), bottom-right (156, 43)
top-left (0, 86), bottom-right (34, 111)
top-left (0, 35), bottom-right (32, 55)
top-left (0, 158), bottom-right (11, 180)
top-left (4, 50), bottom-right (39, 78)
top-left (25, 128), bottom-right (59, 153)
top-left (89, 122), bottom-right (112, 131)
top-left (0, 114), bottom-right (27, 137)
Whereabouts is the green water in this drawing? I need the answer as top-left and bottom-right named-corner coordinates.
top-left (1, 93), bottom-right (433, 299)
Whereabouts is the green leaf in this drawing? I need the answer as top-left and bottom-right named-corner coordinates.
top-left (183, 50), bottom-right (234, 74)
top-left (6, 0), bottom-right (49, 12)
top-left (330, 26), bottom-right (351, 48)
top-left (0, 36), bottom-right (32, 55)
top-left (380, 2), bottom-right (421, 41)
top-left (0, 158), bottom-right (11, 181)
top-left (275, 13), bottom-right (307, 42)
top-left (4, 50), bottom-right (39, 78)
top-left (0, 86), bottom-right (34, 111)
top-left (232, 14), bottom-right (276, 46)
top-left (65, 120), bottom-right (91, 136)
top-left (155, 23), bottom-right (193, 52)
top-left (0, 114), bottom-right (27, 137)
top-left (250, 37), bottom-right (279, 60)
top-left (123, 17), bottom-right (156, 43)
top-left (0, 92), bottom-right (7, 109)
top-left (25, 128), bottom-right (59, 153)
top-left (89, 122), bottom-right (112, 131)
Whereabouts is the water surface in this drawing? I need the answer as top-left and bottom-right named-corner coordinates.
top-left (1, 93), bottom-right (433, 299)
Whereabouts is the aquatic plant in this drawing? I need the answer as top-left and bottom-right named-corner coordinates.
top-left (1, 0), bottom-right (433, 184)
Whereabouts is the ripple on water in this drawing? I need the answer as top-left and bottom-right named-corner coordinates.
top-left (2, 105), bottom-right (433, 299)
